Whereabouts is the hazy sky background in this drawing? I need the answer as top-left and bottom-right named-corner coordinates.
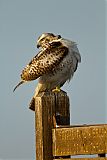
top-left (0, 0), bottom-right (106, 159)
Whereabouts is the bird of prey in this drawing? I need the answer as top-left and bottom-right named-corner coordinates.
top-left (13, 33), bottom-right (81, 96)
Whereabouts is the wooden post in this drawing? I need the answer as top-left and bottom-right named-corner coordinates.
top-left (54, 91), bottom-right (70, 126)
top-left (35, 90), bottom-right (70, 160)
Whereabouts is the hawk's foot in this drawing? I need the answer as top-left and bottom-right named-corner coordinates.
top-left (52, 86), bottom-right (61, 92)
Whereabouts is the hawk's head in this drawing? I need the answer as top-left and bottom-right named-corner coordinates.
top-left (37, 33), bottom-right (61, 49)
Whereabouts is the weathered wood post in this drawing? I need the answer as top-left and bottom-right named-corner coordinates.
top-left (34, 90), bottom-right (70, 160)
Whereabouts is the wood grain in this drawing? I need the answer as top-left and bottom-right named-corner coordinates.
top-left (52, 124), bottom-right (107, 156)
top-left (35, 90), bottom-right (70, 160)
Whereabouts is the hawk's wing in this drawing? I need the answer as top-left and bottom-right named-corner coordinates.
top-left (21, 42), bottom-right (68, 81)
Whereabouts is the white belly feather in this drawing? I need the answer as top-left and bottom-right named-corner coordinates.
top-left (39, 49), bottom-right (78, 90)
top-left (35, 38), bottom-right (81, 95)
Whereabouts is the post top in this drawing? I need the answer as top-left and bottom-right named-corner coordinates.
top-left (29, 90), bottom-right (68, 111)
top-left (36, 90), bottom-right (67, 97)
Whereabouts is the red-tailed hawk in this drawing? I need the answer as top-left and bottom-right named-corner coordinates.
top-left (13, 33), bottom-right (81, 96)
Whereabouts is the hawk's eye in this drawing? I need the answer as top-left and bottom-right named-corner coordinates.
top-left (57, 35), bottom-right (61, 39)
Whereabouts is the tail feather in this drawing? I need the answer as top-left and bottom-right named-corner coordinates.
top-left (13, 81), bottom-right (25, 92)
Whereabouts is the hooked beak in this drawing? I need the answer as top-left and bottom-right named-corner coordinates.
top-left (37, 43), bottom-right (40, 48)
top-left (37, 40), bottom-right (40, 48)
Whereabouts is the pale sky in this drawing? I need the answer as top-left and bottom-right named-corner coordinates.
top-left (0, 0), bottom-right (106, 159)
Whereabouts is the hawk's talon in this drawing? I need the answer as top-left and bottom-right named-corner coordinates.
top-left (52, 87), bottom-right (61, 92)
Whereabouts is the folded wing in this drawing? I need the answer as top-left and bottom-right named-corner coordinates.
top-left (21, 43), bottom-right (68, 81)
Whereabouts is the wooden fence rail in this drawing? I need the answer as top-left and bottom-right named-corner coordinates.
top-left (53, 124), bottom-right (107, 157)
top-left (34, 91), bottom-right (107, 160)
